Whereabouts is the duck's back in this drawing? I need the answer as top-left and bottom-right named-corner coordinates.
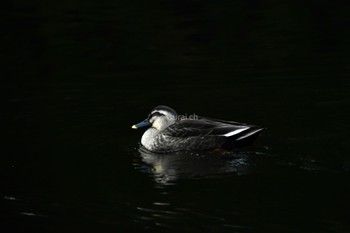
top-left (149, 117), bottom-right (263, 153)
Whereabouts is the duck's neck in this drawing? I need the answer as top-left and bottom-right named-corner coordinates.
top-left (141, 127), bottom-right (159, 150)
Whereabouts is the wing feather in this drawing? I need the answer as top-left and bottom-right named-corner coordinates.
top-left (162, 118), bottom-right (251, 138)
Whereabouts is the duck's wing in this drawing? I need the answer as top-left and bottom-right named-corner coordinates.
top-left (162, 117), bottom-right (255, 139)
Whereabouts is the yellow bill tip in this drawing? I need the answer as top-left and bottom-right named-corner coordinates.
top-left (131, 125), bottom-right (138, 129)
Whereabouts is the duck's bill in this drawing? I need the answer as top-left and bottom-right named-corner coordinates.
top-left (131, 119), bottom-right (151, 129)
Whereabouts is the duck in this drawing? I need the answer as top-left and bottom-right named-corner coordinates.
top-left (131, 105), bottom-right (264, 153)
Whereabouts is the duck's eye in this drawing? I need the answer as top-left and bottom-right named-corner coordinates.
top-left (150, 112), bottom-right (165, 118)
top-left (148, 112), bottom-right (165, 123)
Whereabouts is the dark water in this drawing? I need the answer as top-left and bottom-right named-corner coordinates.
top-left (1, 1), bottom-right (350, 232)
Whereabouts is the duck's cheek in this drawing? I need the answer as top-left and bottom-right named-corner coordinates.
top-left (152, 120), bottom-right (162, 130)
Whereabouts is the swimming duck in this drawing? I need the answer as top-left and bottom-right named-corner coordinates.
top-left (132, 105), bottom-right (264, 153)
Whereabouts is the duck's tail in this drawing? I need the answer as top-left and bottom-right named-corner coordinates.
top-left (221, 128), bottom-right (265, 149)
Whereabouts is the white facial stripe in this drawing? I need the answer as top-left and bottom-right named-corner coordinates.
top-left (151, 110), bottom-right (169, 116)
top-left (223, 127), bottom-right (249, 137)
top-left (149, 110), bottom-right (176, 130)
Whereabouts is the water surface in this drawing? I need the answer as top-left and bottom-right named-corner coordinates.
top-left (1, 1), bottom-right (350, 232)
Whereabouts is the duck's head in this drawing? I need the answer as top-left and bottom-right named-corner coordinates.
top-left (132, 105), bottom-right (177, 131)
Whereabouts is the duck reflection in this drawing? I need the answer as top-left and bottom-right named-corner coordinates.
top-left (134, 147), bottom-right (257, 185)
